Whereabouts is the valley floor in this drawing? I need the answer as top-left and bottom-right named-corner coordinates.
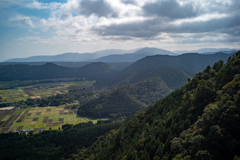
top-left (0, 106), bottom-right (107, 133)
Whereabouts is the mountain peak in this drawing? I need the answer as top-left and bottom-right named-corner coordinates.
top-left (134, 47), bottom-right (176, 55)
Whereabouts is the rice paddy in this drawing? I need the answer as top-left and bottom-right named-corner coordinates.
top-left (0, 106), bottom-right (107, 133)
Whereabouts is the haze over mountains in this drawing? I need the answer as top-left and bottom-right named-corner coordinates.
top-left (0, 52), bottom-right (234, 82)
top-left (174, 48), bottom-right (238, 54)
top-left (93, 48), bottom-right (176, 62)
top-left (4, 47), bottom-right (237, 63)
top-left (4, 48), bottom-right (138, 62)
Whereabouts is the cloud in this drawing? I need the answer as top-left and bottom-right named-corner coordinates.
top-left (9, 15), bottom-right (35, 27)
top-left (79, 0), bottom-right (118, 17)
top-left (90, 0), bottom-right (240, 41)
top-left (7, 0), bottom-right (240, 49)
top-left (121, 0), bottom-right (136, 5)
top-left (26, 0), bottom-right (61, 10)
top-left (143, 0), bottom-right (196, 19)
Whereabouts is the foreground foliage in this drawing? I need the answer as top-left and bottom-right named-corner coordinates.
top-left (71, 51), bottom-right (240, 160)
top-left (0, 122), bottom-right (119, 160)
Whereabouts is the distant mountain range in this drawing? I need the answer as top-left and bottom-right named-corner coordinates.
top-left (0, 52), bottom-right (235, 81)
top-left (93, 48), bottom-right (176, 62)
top-left (4, 49), bottom-right (138, 62)
top-left (4, 47), bottom-right (176, 63)
top-left (4, 47), bottom-right (238, 63)
top-left (174, 48), bottom-right (238, 54)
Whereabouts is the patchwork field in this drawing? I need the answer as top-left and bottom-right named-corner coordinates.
top-left (0, 106), bottom-right (106, 133)
top-left (0, 81), bottom-right (94, 104)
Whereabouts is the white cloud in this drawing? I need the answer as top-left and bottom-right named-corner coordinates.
top-left (3, 0), bottom-right (239, 54)
top-left (9, 15), bottom-right (35, 27)
top-left (173, 13), bottom-right (230, 25)
top-left (26, 0), bottom-right (61, 10)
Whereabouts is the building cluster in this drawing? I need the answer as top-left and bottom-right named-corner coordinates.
top-left (24, 84), bottom-right (64, 90)
top-left (12, 128), bottom-right (45, 134)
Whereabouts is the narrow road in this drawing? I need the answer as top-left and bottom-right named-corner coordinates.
top-left (7, 109), bottom-right (26, 133)
top-left (73, 112), bottom-right (76, 125)
top-left (12, 89), bottom-right (21, 100)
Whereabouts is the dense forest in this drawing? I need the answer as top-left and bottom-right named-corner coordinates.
top-left (0, 122), bottom-right (119, 160)
top-left (78, 77), bottom-right (170, 118)
top-left (69, 51), bottom-right (240, 160)
top-left (98, 66), bottom-right (194, 90)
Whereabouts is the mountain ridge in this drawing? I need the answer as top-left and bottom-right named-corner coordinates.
top-left (119, 52), bottom-right (233, 76)
top-left (0, 62), bottom-right (116, 81)
top-left (92, 48), bottom-right (176, 62)
top-left (4, 49), bottom-right (137, 62)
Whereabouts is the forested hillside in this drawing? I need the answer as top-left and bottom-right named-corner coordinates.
top-left (78, 77), bottom-right (171, 118)
top-left (72, 51), bottom-right (240, 160)
top-left (120, 52), bottom-right (232, 76)
top-left (0, 62), bottom-right (116, 81)
top-left (98, 67), bottom-right (194, 90)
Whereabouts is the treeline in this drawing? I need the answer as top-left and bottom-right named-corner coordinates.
top-left (0, 122), bottom-right (120, 160)
top-left (25, 88), bottom-right (100, 107)
top-left (0, 62), bottom-right (116, 81)
top-left (70, 51), bottom-right (240, 160)
top-left (0, 78), bottom-right (84, 90)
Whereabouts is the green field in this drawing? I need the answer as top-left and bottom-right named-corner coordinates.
top-left (0, 81), bottom-right (94, 104)
top-left (0, 106), bottom-right (107, 133)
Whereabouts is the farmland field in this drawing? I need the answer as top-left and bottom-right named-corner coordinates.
top-left (0, 106), bottom-right (107, 133)
top-left (0, 80), bottom-right (94, 104)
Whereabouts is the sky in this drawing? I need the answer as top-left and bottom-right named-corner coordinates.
top-left (0, 0), bottom-right (239, 61)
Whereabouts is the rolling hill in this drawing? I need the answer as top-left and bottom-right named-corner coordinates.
top-left (0, 62), bottom-right (133, 71)
top-left (78, 77), bottom-right (171, 118)
top-left (120, 52), bottom-right (232, 76)
top-left (98, 66), bottom-right (194, 90)
top-left (0, 62), bottom-right (116, 81)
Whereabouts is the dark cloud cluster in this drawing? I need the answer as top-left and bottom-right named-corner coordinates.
top-left (143, 0), bottom-right (196, 19)
top-left (79, 0), bottom-right (118, 17)
top-left (91, 0), bottom-right (240, 43)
